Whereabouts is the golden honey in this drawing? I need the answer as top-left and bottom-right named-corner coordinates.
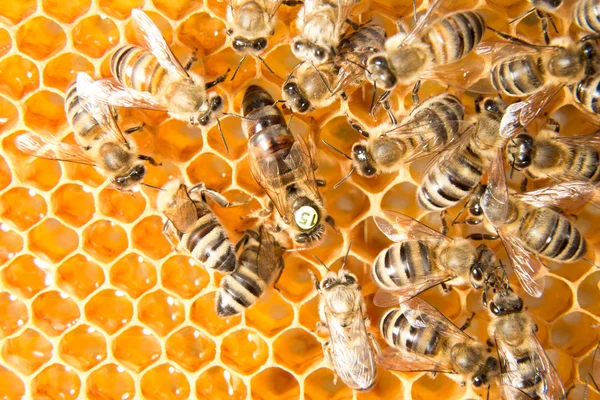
top-left (0, 0), bottom-right (599, 399)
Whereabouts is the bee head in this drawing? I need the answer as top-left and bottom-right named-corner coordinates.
top-left (232, 36), bottom-right (268, 54)
top-left (351, 142), bottom-right (377, 177)
top-left (471, 356), bottom-right (498, 387)
top-left (581, 37), bottom-right (600, 75)
top-left (291, 39), bottom-right (330, 64)
top-left (489, 291), bottom-right (523, 316)
top-left (469, 245), bottom-right (497, 289)
top-left (366, 55), bottom-right (397, 90)
top-left (113, 164), bottom-right (146, 190)
top-left (292, 198), bottom-right (324, 246)
top-left (283, 81), bottom-right (311, 113)
top-left (475, 97), bottom-right (507, 120)
top-left (506, 133), bottom-right (533, 169)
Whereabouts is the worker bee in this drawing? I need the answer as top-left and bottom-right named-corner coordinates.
top-left (311, 249), bottom-right (379, 390)
top-left (291, 0), bottom-right (360, 65)
top-left (243, 85), bottom-right (335, 247)
top-left (475, 34), bottom-right (600, 129)
top-left (84, 10), bottom-right (231, 149)
top-left (506, 122), bottom-right (600, 186)
top-left (371, 210), bottom-right (498, 307)
top-left (324, 93), bottom-right (465, 181)
top-left (417, 97), bottom-right (509, 213)
top-left (215, 224), bottom-right (286, 317)
top-left (472, 152), bottom-right (592, 298)
top-left (158, 181), bottom-right (241, 273)
top-left (378, 296), bottom-right (498, 388)
top-left (365, 0), bottom-right (486, 105)
top-left (283, 25), bottom-right (386, 113)
top-left (573, 0), bottom-right (600, 34)
top-left (487, 288), bottom-right (566, 399)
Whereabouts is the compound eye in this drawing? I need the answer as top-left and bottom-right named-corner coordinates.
top-left (372, 56), bottom-right (387, 67)
top-left (314, 47), bottom-right (325, 60)
top-left (284, 82), bottom-right (298, 95)
top-left (211, 96), bottom-right (223, 111)
top-left (484, 99), bottom-right (498, 113)
top-left (472, 375), bottom-right (485, 387)
top-left (471, 266), bottom-right (483, 282)
top-left (293, 41), bottom-right (303, 52)
top-left (294, 205), bottom-right (319, 230)
top-left (130, 165), bottom-right (146, 182)
top-left (345, 275), bottom-right (356, 284)
top-left (322, 279), bottom-right (334, 290)
top-left (232, 38), bottom-right (246, 51)
top-left (297, 98), bottom-right (310, 113)
top-left (253, 38), bottom-right (267, 51)
top-left (199, 115), bottom-right (209, 125)
top-left (353, 144), bottom-right (367, 159)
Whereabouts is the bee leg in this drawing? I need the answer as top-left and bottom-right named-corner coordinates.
top-left (325, 215), bottom-right (340, 233)
top-left (346, 114), bottom-right (370, 138)
top-left (520, 177), bottom-right (528, 192)
top-left (196, 185), bottom-right (248, 208)
top-left (440, 210), bottom-right (449, 235)
top-left (411, 80), bottom-right (421, 105)
top-left (124, 123), bottom-right (145, 135)
top-left (340, 91), bottom-right (348, 101)
top-left (162, 221), bottom-right (181, 251)
top-left (441, 282), bottom-right (451, 293)
top-left (466, 233), bottom-right (499, 241)
top-left (345, 18), bottom-right (360, 31)
top-left (459, 312), bottom-right (476, 331)
top-left (539, 12), bottom-right (550, 45)
top-left (316, 179), bottom-right (326, 187)
top-left (184, 51), bottom-right (198, 72)
top-left (486, 26), bottom-right (532, 46)
top-left (138, 154), bottom-right (161, 166)
top-left (363, 316), bottom-right (371, 328)
top-left (205, 68), bottom-right (231, 89)
top-left (234, 233), bottom-right (250, 252)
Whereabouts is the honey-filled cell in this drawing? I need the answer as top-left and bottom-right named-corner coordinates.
top-left (112, 326), bottom-right (162, 373)
top-left (85, 363), bottom-right (136, 400)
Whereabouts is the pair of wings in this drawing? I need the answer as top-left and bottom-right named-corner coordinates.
top-left (254, 225), bottom-right (286, 283)
top-left (298, 0), bottom-right (359, 41)
top-left (247, 125), bottom-right (321, 223)
top-left (162, 185), bottom-right (199, 234)
top-left (226, 0), bottom-right (285, 21)
top-left (325, 299), bottom-right (378, 390)
top-left (377, 297), bottom-right (474, 373)
top-left (372, 210), bottom-right (456, 306)
top-left (495, 333), bottom-right (565, 399)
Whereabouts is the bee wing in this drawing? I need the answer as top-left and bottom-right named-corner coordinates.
top-left (373, 272), bottom-right (454, 307)
top-left (400, 297), bottom-right (472, 342)
top-left (162, 185), bottom-right (198, 234)
top-left (517, 84), bottom-right (566, 129)
top-left (325, 303), bottom-right (378, 390)
top-left (555, 130), bottom-right (600, 148)
top-left (256, 225), bottom-right (285, 283)
top-left (131, 9), bottom-right (189, 80)
top-left (287, 127), bottom-right (321, 197)
top-left (373, 210), bottom-right (451, 242)
top-left (475, 41), bottom-right (560, 65)
top-left (481, 151), bottom-right (510, 227)
top-left (420, 57), bottom-right (488, 90)
top-left (377, 346), bottom-right (455, 373)
top-left (15, 133), bottom-right (97, 166)
top-left (247, 156), bottom-right (289, 220)
top-left (500, 101), bottom-right (527, 138)
top-left (498, 228), bottom-right (545, 298)
top-left (514, 182), bottom-right (599, 212)
top-left (335, 0), bottom-right (360, 35)
top-left (401, 0), bottom-right (445, 46)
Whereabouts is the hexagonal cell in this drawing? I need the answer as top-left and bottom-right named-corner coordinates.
top-left (273, 328), bottom-right (322, 374)
top-left (177, 13), bottom-right (226, 57)
top-left (190, 292), bottom-right (241, 337)
top-left (552, 312), bottom-right (600, 357)
top-left (23, 90), bottom-right (67, 134)
top-left (99, 0), bottom-right (144, 19)
top-left (51, 183), bottom-right (95, 227)
top-left (83, 220), bottom-right (128, 263)
top-left (0, 96), bottom-right (18, 134)
top-left (42, 0), bottom-right (90, 23)
top-left (299, 295), bottom-right (321, 332)
top-left (161, 255), bottom-right (210, 299)
top-left (152, 0), bottom-right (202, 20)
top-left (16, 16), bottom-right (66, 60)
top-left (350, 217), bottom-right (394, 263)
top-left (113, 326), bottom-right (161, 373)
top-left (0, 55), bottom-right (39, 100)
top-left (2, 328), bottom-right (53, 375)
top-left (204, 48), bottom-right (257, 93)
top-left (56, 254), bottom-right (104, 300)
top-left (86, 363), bottom-right (136, 400)
top-left (196, 366), bottom-right (247, 400)
top-left (59, 325), bottom-right (107, 371)
top-left (525, 276), bottom-right (573, 322)
top-left (250, 367), bottom-right (300, 400)
top-left (131, 216), bottom-right (172, 260)
top-left (246, 290), bottom-right (295, 338)
top-left (43, 53), bottom-right (94, 92)
top-left (97, 187), bottom-right (146, 224)
top-left (31, 363), bottom-right (81, 400)
top-left (0, 364), bottom-right (25, 399)
top-left (0, 28), bottom-right (10, 57)
top-left (85, 289), bottom-right (133, 335)
top-left (110, 253), bottom-right (157, 299)
top-left (0, 226), bottom-right (23, 266)
top-left (2, 255), bottom-right (50, 299)
top-left (579, 271), bottom-right (600, 316)
top-left (0, 0), bottom-right (36, 24)
top-left (220, 329), bottom-right (269, 375)
top-left (140, 363), bottom-right (191, 400)
top-left (324, 181), bottom-right (370, 229)
top-left (0, 187), bottom-right (47, 231)
top-left (410, 370), bottom-right (463, 400)
top-left (166, 326), bottom-right (216, 372)
top-left (553, 258), bottom-right (593, 283)
top-left (277, 256), bottom-right (319, 303)
top-left (235, 157), bottom-right (264, 196)
top-left (304, 367), bottom-right (353, 400)
top-left (138, 290), bottom-right (185, 337)
top-left (186, 152), bottom-right (233, 192)
top-left (205, 115), bottom-right (247, 161)
top-left (381, 181), bottom-right (421, 216)
top-left (28, 218), bottom-right (78, 263)
top-left (155, 119), bottom-right (203, 162)
top-left (72, 15), bottom-right (120, 58)
top-left (0, 292), bottom-right (28, 338)
top-left (32, 291), bottom-right (80, 337)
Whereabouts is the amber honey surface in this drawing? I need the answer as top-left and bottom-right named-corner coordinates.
top-left (0, 0), bottom-right (600, 398)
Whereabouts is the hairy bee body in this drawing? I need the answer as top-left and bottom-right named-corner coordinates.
top-left (417, 98), bottom-right (507, 212)
top-left (571, 73), bottom-right (600, 114)
top-left (573, 0), bottom-right (600, 33)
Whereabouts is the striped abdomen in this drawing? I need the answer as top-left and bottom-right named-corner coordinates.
top-left (491, 55), bottom-right (546, 96)
top-left (563, 145), bottom-right (600, 183)
top-left (182, 211), bottom-right (236, 272)
top-left (573, 0), bottom-right (600, 33)
top-left (110, 44), bottom-right (167, 95)
top-left (572, 75), bottom-right (600, 114)
top-left (518, 207), bottom-right (587, 262)
top-left (65, 82), bottom-right (106, 147)
top-left (372, 241), bottom-right (436, 291)
top-left (424, 11), bottom-right (486, 65)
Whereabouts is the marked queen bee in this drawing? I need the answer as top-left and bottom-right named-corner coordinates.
top-left (15, 73), bottom-right (160, 192)
top-left (378, 296), bottom-right (499, 388)
top-left (242, 85), bottom-right (335, 247)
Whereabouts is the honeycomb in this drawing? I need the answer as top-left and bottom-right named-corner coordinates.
top-left (0, 0), bottom-right (600, 398)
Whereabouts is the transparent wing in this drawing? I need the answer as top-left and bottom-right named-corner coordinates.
top-left (515, 182), bottom-right (599, 213)
top-left (162, 185), bottom-right (198, 234)
top-left (482, 150), bottom-right (510, 227)
top-left (400, 297), bottom-right (472, 342)
top-left (335, 0), bottom-right (360, 35)
top-left (500, 101), bottom-right (527, 138)
top-left (76, 74), bottom-right (167, 112)
top-left (377, 346), bottom-right (454, 373)
top-left (131, 9), bottom-right (189, 79)
top-left (401, 0), bottom-right (445, 46)
top-left (517, 84), bottom-right (566, 129)
top-left (555, 130), bottom-right (600, 148)
top-left (373, 210), bottom-right (451, 243)
top-left (498, 228), bottom-right (545, 298)
top-left (76, 73), bottom-right (128, 146)
top-left (247, 153), bottom-right (290, 220)
top-left (256, 225), bottom-right (285, 282)
top-left (420, 57), bottom-right (488, 90)
top-left (15, 133), bottom-right (97, 166)
top-left (326, 304), bottom-right (378, 390)
top-left (475, 41), bottom-right (560, 65)
top-left (287, 128), bottom-right (321, 199)
top-left (373, 272), bottom-right (454, 307)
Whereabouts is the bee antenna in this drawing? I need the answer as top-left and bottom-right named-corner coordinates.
top-left (322, 140), bottom-right (351, 160)
top-left (230, 55), bottom-right (247, 81)
top-left (313, 255), bottom-right (330, 271)
top-left (284, 62), bottom-right (304, 86)
top-left (216, 118), bottom-right (230, 154)
top-left (333, 166), bottom-right (355, 189)
top-left (452, 202), bottom-right (468, 226)
top-left (341, 240), bottom-right (353, 270)
top-left (257, 55), bottom-right (275, 75)
top-left (141, 183), bottom-right (166, 191)
top-left (583, 257), bottom-right (600, 269)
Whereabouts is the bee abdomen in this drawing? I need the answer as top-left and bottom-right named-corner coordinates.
top-left (411, 94), bottom-right (465, 147)
top-left (65, 82), bottom-right (104, 145)
top-left (572, 75), bottom-right (600, 114)
top-left (380, 308), bottom-right (444, 356)
top-left (373, 241), bottom-right (433, 291)
top-left (243, 85), bottom-right (278, 116)
top-left (491, 57), bottom-right (545, 96)
top-left (425, 11), bottom-right (485, 65)
top-left (565, 147), bottom-right (600, 183)
top-left (573, 0), bottom-right (600, 33)
top-left (215, 261), bottom-right (267, 317)
top-left (111, 44), bottom-right (165, 95)
top-left (185, 214), bottom-right (236, 272)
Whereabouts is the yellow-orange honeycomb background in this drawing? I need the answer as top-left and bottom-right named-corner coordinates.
top-left (1, 0), bottom-right (600, 398)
